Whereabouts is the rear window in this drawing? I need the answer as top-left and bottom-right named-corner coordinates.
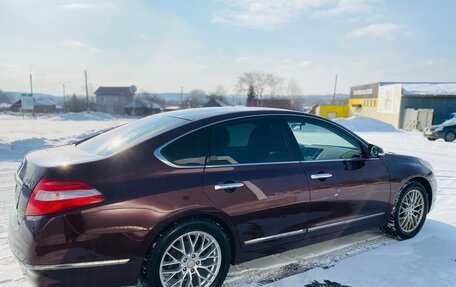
top-left (77, 115), bottom-right (188, 156)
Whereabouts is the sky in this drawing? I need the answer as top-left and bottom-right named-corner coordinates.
top-left (0, 0), bottom-right (455, 96)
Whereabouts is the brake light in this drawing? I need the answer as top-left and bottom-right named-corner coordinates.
top-left (26, 179), bottom-right (104, 216)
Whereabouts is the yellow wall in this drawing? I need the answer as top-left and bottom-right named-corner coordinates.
top-left (348, 97), bottom-right (399, 127)
top-left (348, 98), bottom-right (378, 108)
top-left (316, 105), bottom-right (349, 119)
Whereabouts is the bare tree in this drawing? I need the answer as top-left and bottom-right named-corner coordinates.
top-left (208, 84), bottom-right (230, 104)
top-left (266, 73), bottom-right (285, 98)
top-left (236, 71), bottom-right (268, 105)
top-left (189, 89), bottom-right (207, 107)
top-left (286, 79), bottom-right (303, 110)
top-left (213, 84), bottom-right (227, 98)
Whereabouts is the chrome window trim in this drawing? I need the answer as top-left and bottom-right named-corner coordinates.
top-left (243, 212), bottom-right (385, 245)
top-left (205, 161), bottom-right (301, 168)
top-left (154, 113), bottom-right (371, 169)
top-left (299, 157), bottom-right (380, 164)
top-left (23, 258), bottom-right (130, 271)
top-left (153, 148), bottom-right (205, 169)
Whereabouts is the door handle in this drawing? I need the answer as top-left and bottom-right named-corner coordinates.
top-left (214, 182), bottom-right (244, 191)
top-left (311, 173), bottom-right (333, 180)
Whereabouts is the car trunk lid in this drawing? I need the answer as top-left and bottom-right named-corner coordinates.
top-left (14, 145), bottom-right (104, 221)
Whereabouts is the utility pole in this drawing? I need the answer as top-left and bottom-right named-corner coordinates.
top-left (84, 70), bottom-right (90, 113)
top-left (180, 86), bottom-right (183, 108)
top-left (333, 74), bottom-right (338, 105)
top-left (29, 70), bottom-right (35, 118)
top-left (62, 83), bottom-right (66, 113)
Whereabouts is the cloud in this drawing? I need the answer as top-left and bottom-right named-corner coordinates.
top-left (0, 63), bottom-right (22, 69)
top-left (56, 3), bottom-right (97, 10)
top-left (351, 23), bottom-right (403, 41)
top-left (60, 40), bottom-right (102, 53)
top-left (298, 60), bottom-right (317, 67)
top-left (425, 59), bottom-right (444, 66)
top-left (212, 0), bottom-right (331, 28)
top-left (314, 0), bottom-right (372, 16)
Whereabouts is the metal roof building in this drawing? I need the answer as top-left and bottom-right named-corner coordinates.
top-left (349, 82), bottom-right (456, 130)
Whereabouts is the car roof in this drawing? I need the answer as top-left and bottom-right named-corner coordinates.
top-left (161, 107), bottom-right (310, 121)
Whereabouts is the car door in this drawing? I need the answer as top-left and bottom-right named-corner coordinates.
top-left (202, 116), bottom-right (310, 249)
top-left (282, 116), bottom-right (391, 236)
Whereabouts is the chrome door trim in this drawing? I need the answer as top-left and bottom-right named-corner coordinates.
top-left (153, 113), bottom-right (371, 169)
top-left (244, 229), bottom-right (306, 246)
top-left (307, 212), bottom-right (385, 233)
top-left (243, 212), bottom-right (385, 245)
top-left (310, 173), bottom-right (333, 180)
top-left (214, 182), bottom-right (245, 190)
top-left (24, 258), bottom-right (130, 271)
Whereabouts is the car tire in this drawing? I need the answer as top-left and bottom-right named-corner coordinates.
top-left (444, 131), bottom-right (456, 142)
top-left (381, 181), bottom-right (429, 240)
top-left (140, 217), bottom-right (231, 287)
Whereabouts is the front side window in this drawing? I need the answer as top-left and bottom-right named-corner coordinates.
top-left (160, 128), bottom-right (210, 166)
top-left (208, 117), bottom-right (291, 165)
top-left (286, 117), bottom-right (362, 161)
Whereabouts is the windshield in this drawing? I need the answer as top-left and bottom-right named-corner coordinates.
top-left (77, 115), bottom-right (188, 156)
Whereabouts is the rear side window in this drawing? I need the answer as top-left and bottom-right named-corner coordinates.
top-left (160, 128), bottom-right (210, 166)
top-left (208, 117), bottom-right (291, 165)
top-left (77, 115), bottom-right (188, 156)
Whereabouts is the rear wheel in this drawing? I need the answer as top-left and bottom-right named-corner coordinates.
top-left (381, 182), bottom-right (428, 240)
top-left (140, 218), bottom-right (231, 287)
top-left (444, 131), bottom-right (455, 142)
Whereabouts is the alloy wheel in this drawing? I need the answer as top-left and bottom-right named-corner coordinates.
top-left (398, 189), bottom-right (425, 233)
top-left (159, 231), bottom-right (222, 287)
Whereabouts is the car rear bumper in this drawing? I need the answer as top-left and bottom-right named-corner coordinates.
top-left (15, 258), bottom-right (141, 287)
top-left (8, 207), bottom-right (145, 287)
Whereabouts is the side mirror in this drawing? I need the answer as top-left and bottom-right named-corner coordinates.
top-left (368, 144), bottom-right (385, 158)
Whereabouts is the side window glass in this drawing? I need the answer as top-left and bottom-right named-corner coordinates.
top-left (161, 128), bottom-right (209, 166)
top-left (286, 118), bottom-right (362, 161)
top-left (208, 118), bottom-right (291, 165)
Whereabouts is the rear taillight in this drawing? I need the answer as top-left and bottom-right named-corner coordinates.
top-left (25, 179), bottom-right (104, 216)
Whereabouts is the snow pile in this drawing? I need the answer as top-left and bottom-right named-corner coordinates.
top-left (333, 116), bottom-right (399, 132)
top-left (48, 112), bottom-right (115, 121)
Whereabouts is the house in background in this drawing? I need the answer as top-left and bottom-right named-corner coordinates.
top-left (124, 98), bottom-right (161, 116)
top-left (203, 97), bottom-right (229, 107)
top-left (95, 86), bottom-right (136, 114)
top-left (10, 97), bottom-right (57, 113)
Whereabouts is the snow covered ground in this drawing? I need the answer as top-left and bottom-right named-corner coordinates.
top-left (0, 114), bottom-right (455, 287)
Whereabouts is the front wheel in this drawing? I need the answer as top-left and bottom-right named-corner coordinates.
top-left (444, 131), bottom-right (455, 142)
top-left (140, 218), bottom-right (231, 287)
top-left (381, 182), bottom-right (428, 240)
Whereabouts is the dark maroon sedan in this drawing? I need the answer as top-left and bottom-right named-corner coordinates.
top-left (9, 107), bottom-right (436, 287)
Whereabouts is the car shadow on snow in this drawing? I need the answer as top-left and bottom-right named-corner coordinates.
top-left (304, 280), bottom-right (350, 287)
top-left (224, 219), bottom-right (456, 287)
